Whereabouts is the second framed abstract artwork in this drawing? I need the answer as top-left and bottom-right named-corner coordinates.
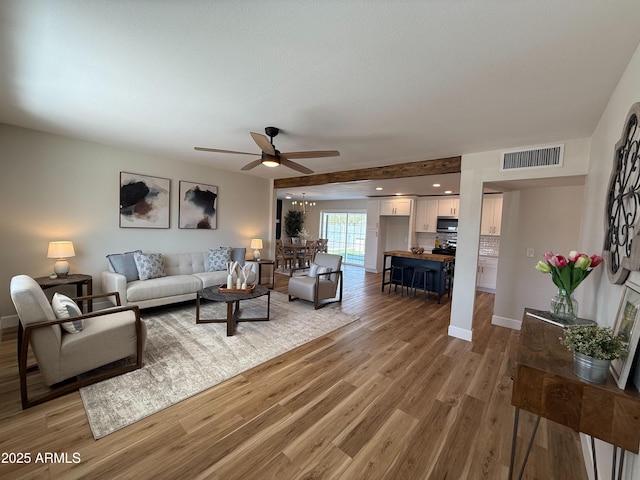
top-left (179, 181), bottom-right (218, 229)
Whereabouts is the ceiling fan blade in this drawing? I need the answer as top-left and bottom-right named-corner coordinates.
top-left (280, 150), bottom-right (340, 159)
top-left (281, 158), bottom-right (314, 174)
top-left (194, 147), bottom-right (259, 155)
top-left (240, 159), bottom-right (263, 171)
top-left (250, 132), bottom-right (276, 156)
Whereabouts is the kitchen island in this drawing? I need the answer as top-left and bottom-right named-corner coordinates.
top-left (382, 250), bottom-right (455, 303)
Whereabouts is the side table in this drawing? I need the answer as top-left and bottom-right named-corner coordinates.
top-left (34, 274), bottom-right (93, 312)
top-left (254, 259), bottom-right (275, 289)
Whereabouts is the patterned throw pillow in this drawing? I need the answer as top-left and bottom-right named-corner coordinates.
top-left (207, 247), bottom-right (232, 272)
top-left (133, 251), bottom-right (165, 280)
top-left (51, 293), bottom-right (84, 333)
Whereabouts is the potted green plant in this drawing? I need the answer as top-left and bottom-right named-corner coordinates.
top-left (560, 325), bottom-right (626, 383)
top-left (284, 210), bottom-right (305, 239)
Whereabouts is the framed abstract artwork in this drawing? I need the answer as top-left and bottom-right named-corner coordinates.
top-left (119, 172), bottom-right (170, 228)
top-left (179, 181), bottom-right (218, 229)
top-left (610, 280), bottom-right (640, 389)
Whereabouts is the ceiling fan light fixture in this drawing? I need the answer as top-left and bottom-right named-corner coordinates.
top-left (262, 158), bottom-right (280, 167)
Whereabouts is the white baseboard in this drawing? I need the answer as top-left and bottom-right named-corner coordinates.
top-left (491, 315), bottom-right (522, 330)
top-left (448, 325), bottom-right (473, 342)
top-left (1, 314), bottom-right (19, 331)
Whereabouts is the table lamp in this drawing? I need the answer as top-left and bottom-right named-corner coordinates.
top-left (47, 241), bottom-right (75, 277)
top-left (250, 239), bottom-right (263, 260)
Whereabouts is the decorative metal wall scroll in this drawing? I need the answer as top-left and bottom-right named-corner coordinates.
top-left (604, 102), bottom-right (640, 284)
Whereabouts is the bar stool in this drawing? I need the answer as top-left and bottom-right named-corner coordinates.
top-left (411, 267), bottom-right (433, 300)
top-left (388, 265), bottom-right (411, 297)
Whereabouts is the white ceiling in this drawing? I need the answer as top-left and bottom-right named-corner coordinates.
top-left (1, 1), bottom-right (639, 200)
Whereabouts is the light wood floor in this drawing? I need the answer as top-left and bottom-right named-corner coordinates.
top-left (0, 266), bottom-right (588, 479)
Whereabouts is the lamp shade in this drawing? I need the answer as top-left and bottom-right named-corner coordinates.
top-left (250, 239), bottom-right (263, 250)
top-left (47, 241), bottom-right (75, 259)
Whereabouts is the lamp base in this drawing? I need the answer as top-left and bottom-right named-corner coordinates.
top-left (253, 249), bottom-right (261, 261)
top-left (53, 259), bottom-right (70, 277)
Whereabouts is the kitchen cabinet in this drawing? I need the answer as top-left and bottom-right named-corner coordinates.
top-left (380, 197), bottom-right (412, 216)
top-left (364, 228), bottom-right (381, 271)
top-left (481, 195), bottom-right (503, 236)
top-left (477, 256), bottom-right (498, 291)
top-left (437, 196), bottom-right (460, 218)
top-left (415, 198), bottom-right (439, 232)
top-left (366, 199), bottom-right (380, 229)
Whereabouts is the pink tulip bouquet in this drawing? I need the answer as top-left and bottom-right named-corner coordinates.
top-left (535, 250), bottom-right (603, 319)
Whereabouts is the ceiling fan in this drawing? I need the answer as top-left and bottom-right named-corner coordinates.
top-left (194, 126), bottom-right (340, 174)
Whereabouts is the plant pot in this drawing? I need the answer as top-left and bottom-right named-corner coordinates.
top-left (550, 289), bottom-right (578, 321)
top-left (573, 351), bottom-right (610, 383)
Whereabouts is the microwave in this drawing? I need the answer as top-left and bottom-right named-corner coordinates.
top-left (436, 216), bottom-right (458, 233)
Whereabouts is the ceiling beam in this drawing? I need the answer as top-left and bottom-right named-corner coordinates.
top-left (274, 156), bottom-right (461, 189)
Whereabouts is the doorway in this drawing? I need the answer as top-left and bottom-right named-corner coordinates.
top-left (320, 211), bottom-right (367, 266)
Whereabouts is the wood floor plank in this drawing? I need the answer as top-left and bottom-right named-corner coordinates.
top-left (0, 266), bottom-right (589, 479)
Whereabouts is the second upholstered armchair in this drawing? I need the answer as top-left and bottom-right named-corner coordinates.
top-left (287, 253), bottom-right (343, 309)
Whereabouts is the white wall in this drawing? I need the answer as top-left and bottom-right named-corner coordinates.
top-left (580, 41), bottom-right (640, 480)
top-left (0, 124), bottom-right (272, 320)
top-left (492, 185), bottom-right (585, 327)
top-left (450, 138), bottom-right (591, 340)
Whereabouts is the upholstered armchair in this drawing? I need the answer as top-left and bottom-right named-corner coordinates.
top-left (10, 275), bottom-right (146, 409)
top-left (287, 253), bottom-right (343, 309)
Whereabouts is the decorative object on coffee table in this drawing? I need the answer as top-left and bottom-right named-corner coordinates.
top-left (47, 241), bottom-right (75, 277)
top-left (610, 280), bottom-right (640, 389)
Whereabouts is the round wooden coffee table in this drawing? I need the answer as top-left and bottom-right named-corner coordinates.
top-left (196, 284), bottom-right (270, 336)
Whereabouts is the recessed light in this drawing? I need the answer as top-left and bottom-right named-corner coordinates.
top-left (395, 193), bottom-right (403, 196)
top-left (433, 183), bottom-right (441, 187)
top-left (445, 190), bottom-right (452, 194)
top-left (375, 187), bottom-right (383, 191)
top-left (285, 195), bottom-right (292, 199)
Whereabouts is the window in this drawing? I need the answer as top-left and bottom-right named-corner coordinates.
top-left (320, 211), bottom-right (367, 266)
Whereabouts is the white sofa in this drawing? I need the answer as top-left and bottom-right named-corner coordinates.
top-left (101, 250), bottom-right (258, 309)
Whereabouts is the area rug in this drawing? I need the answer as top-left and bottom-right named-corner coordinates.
top-left (80, 291), bottom-right (358, 439)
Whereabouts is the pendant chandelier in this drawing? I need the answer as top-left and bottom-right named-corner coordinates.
top-left (291, 193), bottom-right (315, 214)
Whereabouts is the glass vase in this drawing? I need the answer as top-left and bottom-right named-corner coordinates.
top-left (550, 288), bottom-right (578, 321)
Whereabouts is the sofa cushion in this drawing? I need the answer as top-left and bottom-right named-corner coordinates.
top-left (126, 275), bottom-right (202, 303)
top-left (134, 252), bottom-right (165, 280)
top-left (192, 271), bottom-right (230, 289)
top-left (106, 250), bottom-right (141, 282)
top-left (51, 292), bottom-right (84, 333)
top-left (207, 247), bottom-right (231, 272)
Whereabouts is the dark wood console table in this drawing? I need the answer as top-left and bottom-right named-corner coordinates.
top-left (509, 311), bottom-right (640, 479)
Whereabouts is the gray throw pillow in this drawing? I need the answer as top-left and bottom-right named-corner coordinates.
top-left (106, 250), bottom-right (141, 282)
top-left (51, 293), bottom-right (84, 333)
top-left (228, 247), bottom-right (246, 267)
top-left (207, 247), bottom-right (232, 271)
top-left (133, 252), bottom-right (165, 280)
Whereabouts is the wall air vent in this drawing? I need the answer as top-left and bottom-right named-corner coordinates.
top-left (500, 144), bottom-right (564, 171)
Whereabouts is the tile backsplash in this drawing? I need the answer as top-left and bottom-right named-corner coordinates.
top-left (479, 235), bottom-right (500, 256)
top-left (416, 232), bottom-right (500, 256)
